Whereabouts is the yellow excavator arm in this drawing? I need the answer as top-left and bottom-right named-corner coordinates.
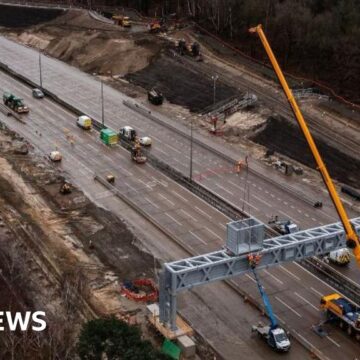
top-left (249, 24), bottom-right (360, 265)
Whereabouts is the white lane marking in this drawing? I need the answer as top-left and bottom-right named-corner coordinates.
top-left (189, 231), bottom-right (207, 245)
top-left (228, 180), bottom-right (245, 192)
top-left (252, 194), bottom-right (272, 208)
top-left (292, 331), bottom-right (324, 357)
top-left (263, 270), bottom-right (284, 285)
top-left (279, 265), bottom-right (301, 281)
top-left (311, 217), bottom-right (317, 222)
top-left (124, 181), bottom-right (137, 192)
top-left (165, 143), bottom-right (181, 154)
top-left (275, 296), bottom-right (302, 317)
top-left (245, 273), bottom-right (258, 285)
top-left (103, 154), bottom-right (113, 163)
top-left (283, 201), bottom-right (288, 205)
top-left (310, 287), bottom-right (324, 297)
top-left (258, 186), bottom-right (262, 191)
top-left (87, 143), bottom-right (98, 152)
top-left (279, 210), bottom-right (299, 224)
top-left (194, 206), bottom-right (212, 219)
top-left (305, 213), bottom-right (309, 218)
top-left (171, 190), bottom-right (189, 202)
top-left (144, 197), bottom-right (159, 209)
top-left (206, 228), bottom-right (223, 241)
top-left (179, 209), bottom-right (198, 222)
top-left (242, 199), bottom-right (260, 212)
top-left (158, 193), bottom-right (175, 206)
top-left (219, 223), bottom-right (226, 230)
top-left (326, 336), bottom-right (341, 348)
top-left (294, 292), bottom-right (318, 311)
top-left (294, 263), bottom-right (343, 297)
top-left (166, 213), bottom-right (183, 227)
top-left (215, 183), bottom-right (234, 195)
top-left (149, 134), bottom-right (162, 143)
top-left (138, 179), bottom-right (152, 189)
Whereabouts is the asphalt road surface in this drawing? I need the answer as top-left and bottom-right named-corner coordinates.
top-left (0, 69), bottom-right (359, 359)
top-left (1, 35), bottom-right (359, 282)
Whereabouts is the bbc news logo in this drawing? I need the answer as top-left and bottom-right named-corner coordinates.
top-left (0, 311), bottom-right (46, 332)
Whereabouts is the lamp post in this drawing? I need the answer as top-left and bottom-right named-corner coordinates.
top-left (101, 81), bottom-right (105, 127)
top-left (212, 74), bottom-right (218, 105)
top-left (39, 51), bottom-right (43, 89)
top-left (189, 117), bottom-right (193, 181)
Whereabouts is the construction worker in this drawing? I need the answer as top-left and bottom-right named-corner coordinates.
top-left (235, 160), bottom-right (243, 173)
top-left (248, 253), bottom-right (261, 269)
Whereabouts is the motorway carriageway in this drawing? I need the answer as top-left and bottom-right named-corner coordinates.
top-left (0, 70), bottom-right (359, 359)
top-left (0, 36), bottom-right (359, 282)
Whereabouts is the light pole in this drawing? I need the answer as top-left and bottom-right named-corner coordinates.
top-left (101, 81), bottom-right (105, 127)
top-left (189, 117), bottom-right (193, 181)
top-left (39, 51), bottom-right (43, 89)
top-left (212, 74), bottom-right (218, 105)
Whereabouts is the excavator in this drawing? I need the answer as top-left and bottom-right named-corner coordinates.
top-left (249, 24), bottom-right (360, 266)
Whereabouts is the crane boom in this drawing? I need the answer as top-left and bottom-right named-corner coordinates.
top-left (249, 24), bottom-right (360, 265)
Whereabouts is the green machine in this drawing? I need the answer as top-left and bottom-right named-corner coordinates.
top-left (100, 128), bottom-right (118, 146)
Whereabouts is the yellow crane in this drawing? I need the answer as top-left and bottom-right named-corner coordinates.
top-left (249, 24), bottom-right (360, 265)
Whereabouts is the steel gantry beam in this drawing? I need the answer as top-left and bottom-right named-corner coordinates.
top-left (159, 217), bottom-right (360, 330)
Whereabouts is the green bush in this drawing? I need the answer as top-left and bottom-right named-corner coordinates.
top-left (77, 317), bottom-right (170, 360)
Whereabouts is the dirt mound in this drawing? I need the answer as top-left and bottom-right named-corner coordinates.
top-left (251, 115), bottom-right (360, 188)
top-left (4, 10), bottom-right (162, 77)
top-left (127, 53), bottom-right (237, 112)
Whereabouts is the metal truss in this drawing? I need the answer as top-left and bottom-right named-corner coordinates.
top-left (159, 217), bottom-right (360, 330)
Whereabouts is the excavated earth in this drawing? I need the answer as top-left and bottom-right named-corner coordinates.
top-left (251, 115), bottom-right (360, 188)
top-left (0, 122), bottom-right (159, 358)
top-left (0, 5), bottom-right (359, 190)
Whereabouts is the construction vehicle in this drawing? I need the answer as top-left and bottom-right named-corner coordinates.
top-left (3, 92), bottom-right (29, 113)
top-left (59, 181), bottom-right (72, 194)
top-left (320, 293), bottom-right (360, 340)
top-left (119, 126), bottom-right (152, 147)
top-left (112, 15), bottom-right (131, 27)
top-left (251, 268), bottom-right (291, 352)
top-left (100, 128), bottom-right (118, 146)
top-left (119, 126), bottom-right (137, 142)
top-left (175, 39), bottom-right (202, 61)
top-left (268, 217), bottom-right (299, 235)
top-left (149, 20), bottom-right (162, 33)
top-left (131, 141), bottom-right (147, 164)
top-left (324, 248), bottom-right (351, 266)
top-left (106, 174), bottom-right (115, 183)
top-left (148, 88), bottom-right (163, 105)
top-left (76, 115), bottom-right (92, 130)
top-left (249, 24), bottom-right (360, 266)
top-left (49, 151), bottom-right (62, 162)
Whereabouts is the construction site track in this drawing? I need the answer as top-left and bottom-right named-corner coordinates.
top-left (175, 49), bottom-right (359, 156)
top-left (0, 186), bottom-right (97, 322)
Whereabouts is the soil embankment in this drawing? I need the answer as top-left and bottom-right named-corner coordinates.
top-left (251, 116), bottom-right (360, 188)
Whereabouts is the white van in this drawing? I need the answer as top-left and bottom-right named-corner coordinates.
top-left (77, 115), bottom-right (92, 130)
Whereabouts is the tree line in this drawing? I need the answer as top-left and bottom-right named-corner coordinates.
top-left (113, 0), bottom-right (360, 103)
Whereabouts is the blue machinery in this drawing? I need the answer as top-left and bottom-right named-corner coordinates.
top-left (251, 268), bottom-right (278, 329)
top-left (159, 217), bottom-right (360, 330)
